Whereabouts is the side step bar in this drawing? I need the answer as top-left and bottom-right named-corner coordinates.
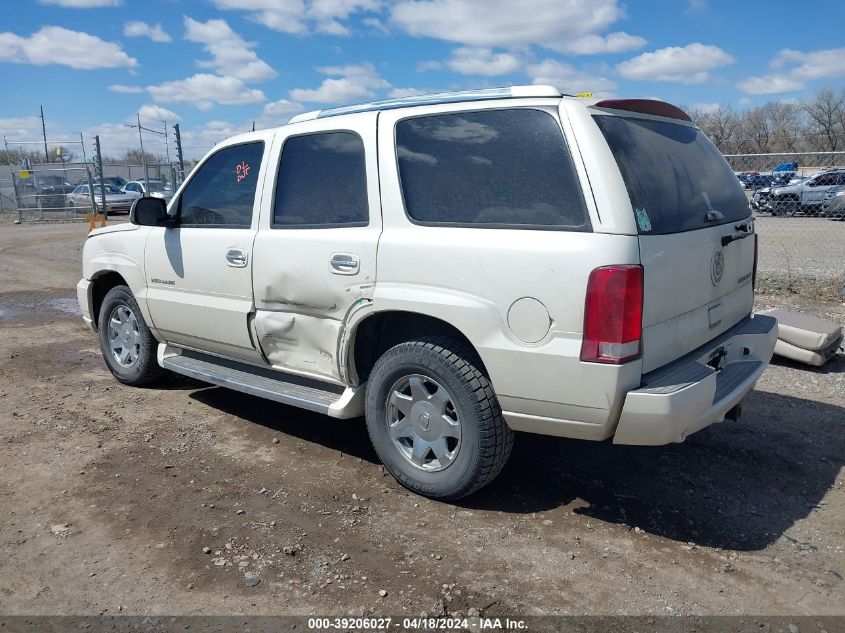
top-left (158, 344), bottom-right (364, 419)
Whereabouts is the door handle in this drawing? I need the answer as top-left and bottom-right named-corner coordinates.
top-left (226, 248), bottom-right (248, 268)
top-left (330, 253), bottom-right (360, 275)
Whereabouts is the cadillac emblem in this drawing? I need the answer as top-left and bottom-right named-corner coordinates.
top-left (711, 248), bottom-right (725, 286)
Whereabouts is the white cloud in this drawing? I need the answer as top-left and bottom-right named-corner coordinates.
top-left (38, 0), bottom-right (120, 6)
top-left (123, 21), bottom-right (171, 43)
top-left (109, 84), bottom-right (144, 93)
top-left (389, 87), bottom-right (425, 98)
top-left (738, 47), bottom-right (845, 95)
top-left (770, 47), bottom-right (845, 79)
top-left (391, 0), bottom-right (628, 52)
top-left (0, 116), bottom-right (41, 138)
top-left (737, 75), bottom-right (804, 95)
top-left (254, 99), bottom-right (304, 129)
top-left (147, 74), bottom-right (265, 110)
top-left (137, 104), bottom-right (181, 124)
top-left (290, 63), bottom-right (389, 103)
top-left (184, 16), bottom-right (276, 83)
top-left (617, 43), bottom-right (734, 83)
top-left (0, 26), bottom-right (137, 69)
top-left (209, 0), bottom-right (380, 36)
top-left (446, 47), bottom-right (522, 76)
top-left (737, 48), bottom-right (845, 95)
top-left (527, 59), bottom-right (617, 96)
top-left (563, 32), bottom-right (645, 55)
top-left (687, 0), bottom-right (707, 12)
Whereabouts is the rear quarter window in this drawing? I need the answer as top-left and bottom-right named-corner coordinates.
top-left (395, 108), bottom-right (590, 230)
top-left (594, 115), bottom-right (750, 234)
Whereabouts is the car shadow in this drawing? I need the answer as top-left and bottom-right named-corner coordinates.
top-left (770, 352), bottom-right (843, 374)
top-left (187, 386), bottom-right (842, 552)
top-left (467, 389), bottom-right (844, 551)
top-left (189, 388), bottom-right (379, 463)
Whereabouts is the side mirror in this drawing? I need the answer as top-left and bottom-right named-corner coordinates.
top-left (130, 196), bottom-right (169, 226)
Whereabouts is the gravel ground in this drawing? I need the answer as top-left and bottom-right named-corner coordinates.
top-left (0, 221), bottom-right (843, 618)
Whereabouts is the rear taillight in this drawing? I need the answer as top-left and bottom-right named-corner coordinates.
top-left (580, 265), bottom-right (643, 364)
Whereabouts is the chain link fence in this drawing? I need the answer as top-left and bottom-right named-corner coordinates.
top-left (723, 152), bottom-right (845, 299)
top-left (0, 161), bottom-right (181, 222)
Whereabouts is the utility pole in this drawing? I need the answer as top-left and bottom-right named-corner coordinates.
top-left (173, 123), bottom-right (185, 183)
top-left (137, 113), bottom-right (149, 183)
top-left (39, 105), bottom-right (49, 163)
top-left (161, 120), bottom-right (171, 165)
top-left (94, 135), bottom-right (107, 219)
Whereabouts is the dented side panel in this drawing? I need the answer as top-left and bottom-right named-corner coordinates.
top-left (251, 111), bottom-right (382, 381)
top-left (252, 230), bottom-right (378, 378)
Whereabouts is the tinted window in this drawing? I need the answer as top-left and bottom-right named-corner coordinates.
top-left (594, 115), bottom-right (749, 234)
top-left (178, 142), bottom-right (264, 228)
top-left (273, 132), bottom-right (368, 227)
top-left (395, 109), bottom-right (589, 229)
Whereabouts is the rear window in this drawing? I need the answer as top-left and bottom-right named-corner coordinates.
top-left (395, 109), bottom-right (590, 230)
top-left (594, 115), bottom-right (749, 234)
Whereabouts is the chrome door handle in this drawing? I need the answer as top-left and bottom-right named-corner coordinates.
top-left (330, 253), bottom-right (360, 275)
top-left (226, 248), bottom-right (248, 268)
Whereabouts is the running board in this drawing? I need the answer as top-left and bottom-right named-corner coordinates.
top-left (157, 344), bottom-right (364, 419)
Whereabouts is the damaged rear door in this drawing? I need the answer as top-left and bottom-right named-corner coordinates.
top-left (251, 111), bottom-right (381, 382)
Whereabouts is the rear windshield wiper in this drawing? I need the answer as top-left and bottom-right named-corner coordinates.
top-left (704, 209), bottom-right (725, 222)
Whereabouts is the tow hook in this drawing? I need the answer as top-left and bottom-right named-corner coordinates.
top-left (725, 404), bottom-right (742, 421)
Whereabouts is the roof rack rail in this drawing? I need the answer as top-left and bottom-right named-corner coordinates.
top-left (289, 85), bottom-right (564, 123)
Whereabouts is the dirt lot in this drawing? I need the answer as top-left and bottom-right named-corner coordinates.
top-left (0, 221), bottom-right (843, 618)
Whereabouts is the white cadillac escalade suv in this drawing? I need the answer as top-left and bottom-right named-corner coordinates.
top-left (78, 86), bottom-right (777, 500)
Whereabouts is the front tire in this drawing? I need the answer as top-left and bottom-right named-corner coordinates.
top-left (365, 337), bottom-right (513, 500)
top-left (97, 285), bottom-right (164, 386)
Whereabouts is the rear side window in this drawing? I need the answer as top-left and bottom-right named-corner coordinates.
top-left (273, 131), bottom-right (368, 228)
top-left (594, 115), bottom-right (749, 234)
top-left (395, 109), bottom-right (590, 230)
top-left (179, 141), bottom-right (264, 228)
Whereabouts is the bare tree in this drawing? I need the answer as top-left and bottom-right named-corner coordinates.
top-left (690, 106), bottom-right (740, 153)
top-left (801, 88), bottom-right (844, 151)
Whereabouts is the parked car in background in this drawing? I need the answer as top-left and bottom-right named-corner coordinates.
top-left (18, 174), bottom-right (75, 210)
top-left (101, 175), bottom-right (128, 189)
top-left (123, 179), bottom-right (173, 203)
top-left (771, 161), bottom-right (798, 179)
top-left (69, 183), bottom-right (141, 214)
top-left (769, 169), bottom-right (845, 216)
top-left (75, 175), bottom-right (128, 189)
top-left (751, 175), bottom-right (807, 212)
top-left (821, 186), bottom-right (845, 219)
top-left (745, 174), bottom-right (775, 190)
top-left (736, 171), bottom-right (759, 187)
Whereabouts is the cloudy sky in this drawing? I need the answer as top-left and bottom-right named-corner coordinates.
top-left (1, 0), bottom-right (843, 159)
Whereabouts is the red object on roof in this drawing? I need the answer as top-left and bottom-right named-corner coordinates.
top-left (594, 99), bottom-right (692, 122)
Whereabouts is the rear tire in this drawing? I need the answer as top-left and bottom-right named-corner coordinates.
top-left (97, 285), bottom-right (164, 386)
top-left (365, 336), bottom-right (513, 500)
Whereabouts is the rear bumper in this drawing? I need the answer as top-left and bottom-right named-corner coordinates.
top-left (613, 314), bottom-right (778, 445)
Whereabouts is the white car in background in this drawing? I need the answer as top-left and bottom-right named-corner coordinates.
top-left (123, 179), bottom-right (173, 203)
top-left (68, 183), bottom-right (140, 214)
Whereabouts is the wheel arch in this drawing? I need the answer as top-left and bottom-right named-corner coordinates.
top-left (346, 310), bottom-right (489, 385)
top-left (90, 270), bottom-right (129, 330)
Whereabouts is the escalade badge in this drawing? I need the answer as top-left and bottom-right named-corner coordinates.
top-left (711, 249), bottom-right (725, 286)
